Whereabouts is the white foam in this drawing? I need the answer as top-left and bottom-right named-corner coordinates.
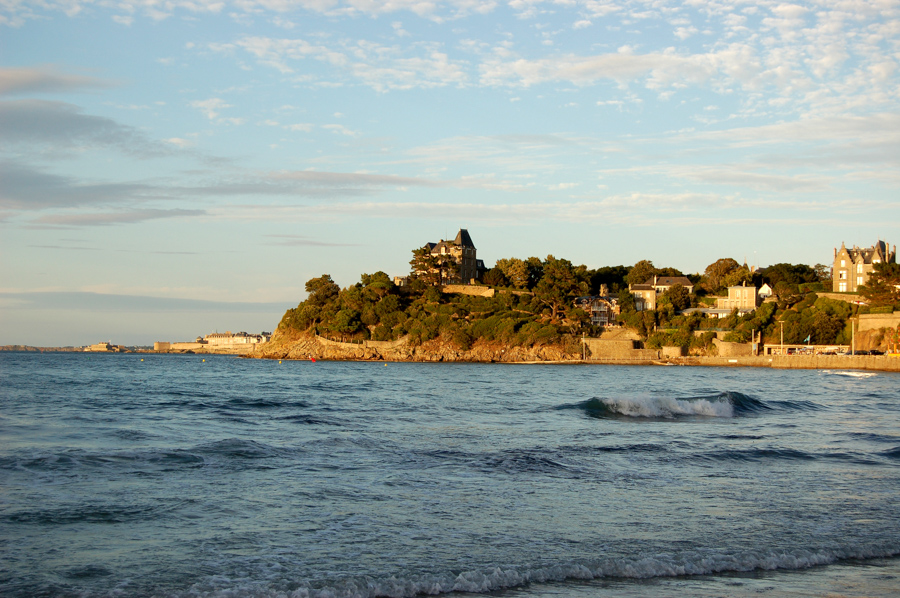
top-left (601, 396), bottom-right (734, 418)
top-left (826, 370), bottom-right (878, 378)
top-left (176, 546), bottom-right (899, 598)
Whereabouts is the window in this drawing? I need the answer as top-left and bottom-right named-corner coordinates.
top-left (839, 282), bottom-right (847, 292)
top-left (857, 277), bottom-right (864, 285)
top-left (841, 260), bottom-right (846, 267)
top-left (857, 264), bottom-right (863, 273)
top-left (839, 271), bottom-right (847, 280)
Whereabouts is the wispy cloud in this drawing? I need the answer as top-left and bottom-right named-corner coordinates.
top-left (31, 208), bottom-right (206, 227)
top-left (0, 162), bottom-right (156, 209)
top-left (265, 234), bottom-right (361, 247)
top-left (0, 100), bottom-right (172, 156)
top-left (0, 65), bottom-right (117, 95)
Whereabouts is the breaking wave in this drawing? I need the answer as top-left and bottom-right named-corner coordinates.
top-left (561, 392), bottom-right (767, 419)
top-left (169, 545), bottom-right (900, 598)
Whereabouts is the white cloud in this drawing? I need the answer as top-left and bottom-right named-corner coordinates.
top-left (284, 123), bottom-right (314, 132)
top-left (322, 124), bottom-right (359, 136)
top-left (165, 137), bottom-right (193, 147)
top-left (190, 97), bottom-right (232, 120)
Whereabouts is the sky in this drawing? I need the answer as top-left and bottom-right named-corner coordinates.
top-left (1, 0), bottom-right (899, 346)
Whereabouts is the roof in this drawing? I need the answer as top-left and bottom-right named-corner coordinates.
top-left (839, 240), bottom-right (896, 264)
top-left (454, 228), bottom-right (475, 248)
top-left (641, 276), bottom-right (694, 287)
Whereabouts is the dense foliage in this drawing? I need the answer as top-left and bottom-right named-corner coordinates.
top-left (278, 256), bottom-right (595, 350)
top-left (279, 251), bottom-right (885, 353)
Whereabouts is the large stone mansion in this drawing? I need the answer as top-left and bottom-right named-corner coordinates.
top-left (414, 228), bottom-right (486, 284)
top-left (833, 240), bottom-right (896, 293)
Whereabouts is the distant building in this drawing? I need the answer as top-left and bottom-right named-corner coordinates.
top-left (416, 228), bottom-right (480, 284)
top-left (84, 341), bottom-right (114, 352)
top-left (716, 283), bottom-right (759, 313)
top-left (629, 275), bottom-right (695, 311)
top-left (574, 296), bottom-right (619, 326)
top-left (204, 331), bottom-right (270, 346)
top-left (758, 283), bottom-right (773, 299)
top-left (833, 240), bottom-right (896, 293)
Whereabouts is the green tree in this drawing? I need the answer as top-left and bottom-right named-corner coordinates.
top-left (617, 287), bottom-right (636, 313)
top-left (409, 247), bottom-right (442, 286)
top-left (859, 262), bottom-right (900, 307)
top-left (702, 258), bottom-right (740, 294)
top-left (533, 255), bottom-right (589, 321)
top-left (722, 266), bottom-right (752, 289)
top-left (305, 274), bottom-right (340, 306)
top-left (525, 257), bottom-right (545, 289)
top-left (814, 263), bottom-right (832, 285)
top-left (482, 268), bottom-right (509, 287)
top-left (330, 309), bottom-right (361, 340)
top-left (761, 263), bottom-right (819, 287)
top-left (360, 271), bottom-right (395, 297)
top-left (626, 260), bottom-right (657, 286)
top-left (589, 265), bottom-right (629, 294)
top-left (661, 283), bottom-right (691, 311)
top-left (494, 258), bottom-right (530, 289)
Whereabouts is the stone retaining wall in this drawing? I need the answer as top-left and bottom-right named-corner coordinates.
top-left (315, 335), bottom-right (409, 349)
top-left (442, 285), bottom-right (495, 297)
top-left (857, 312), bottom-right (900, 332)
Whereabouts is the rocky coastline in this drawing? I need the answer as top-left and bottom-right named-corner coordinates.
top-left (248, 330), bottom-right (900, 372)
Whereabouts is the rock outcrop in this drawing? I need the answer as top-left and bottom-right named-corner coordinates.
top-left (251, 330), bottom-right (579, 363)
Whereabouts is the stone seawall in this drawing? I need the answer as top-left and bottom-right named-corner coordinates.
top-left (441, 285), bottom-right (495, 298)
top-left (668, 354), bottom-right (900, 372)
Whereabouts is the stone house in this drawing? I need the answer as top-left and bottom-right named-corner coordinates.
top-left (629, 275), bottom-right (695, 311)
top-left (833, 240), bottom-right (896, 293)
top-left (417, 229), bottom-right (480, 284)
top-left (715, 283), bottom-right (759, 314)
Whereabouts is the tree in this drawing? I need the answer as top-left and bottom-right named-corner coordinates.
top-left (525, 257), bottom-right (544, 289)
top-left (722, 266), bottom-right (752, 289)
top-left (410, 247), bottom-right (443, 286)
top-left (661, 283), bottom-right (691, 311)
top-left (494, 258), bottom-right (530, 289)
top-left (305, 275), bottom-right (340, 306)
top-left (361, 271), bottom-right (395, 297)
top-left (330, 309), bottom-right (361, 341)
top-left (859, 262), bottom-right (900, 307)
top-left (482, 268), bottom-right (509, 287)
top-left (702, 258), bottom-right (740, 294)
top-left (533, 255), bottom-right (589, 321)
top-left (761, 263), bottom-right (818, 287)
top-left (589, 265), bottom-right (628, 294)
top-left (626, 260), bottom-right (657, 287)
top-left (814, 263), bottom-right (832, 285)
top-left (617, 287), bottom-right (636, 313)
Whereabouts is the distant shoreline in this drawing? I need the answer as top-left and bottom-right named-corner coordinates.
top-left (4, 346), bottom-right (899, 373)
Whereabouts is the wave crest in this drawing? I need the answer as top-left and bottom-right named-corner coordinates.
top-left (568, 392), bottom-right (766, 419)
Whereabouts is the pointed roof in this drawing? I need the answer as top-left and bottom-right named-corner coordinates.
top-left (454, 228), bottom-right (475, 248)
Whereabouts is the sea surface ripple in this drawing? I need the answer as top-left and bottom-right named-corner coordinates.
top-left (1, 353), bottom-right (898, 597)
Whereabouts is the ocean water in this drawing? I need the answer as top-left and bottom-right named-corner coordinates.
top-left (1, 353), bottom-right (899, 598)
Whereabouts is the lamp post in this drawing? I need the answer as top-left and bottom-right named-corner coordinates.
top-left (780, 320), bottom-right (784, 356)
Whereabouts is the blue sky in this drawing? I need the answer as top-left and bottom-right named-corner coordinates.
top-left (2, 0), bottom-right (898, 345)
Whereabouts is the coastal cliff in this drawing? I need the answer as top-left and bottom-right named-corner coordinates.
top-left (251, 329), bottom-right (581, 363)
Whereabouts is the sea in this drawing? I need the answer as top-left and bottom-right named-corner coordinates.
top-left (1, 352), bottom-right (899, 598)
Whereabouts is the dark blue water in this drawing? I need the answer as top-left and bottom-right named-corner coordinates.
top-left (1, 353), bottom-right (899, 597)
